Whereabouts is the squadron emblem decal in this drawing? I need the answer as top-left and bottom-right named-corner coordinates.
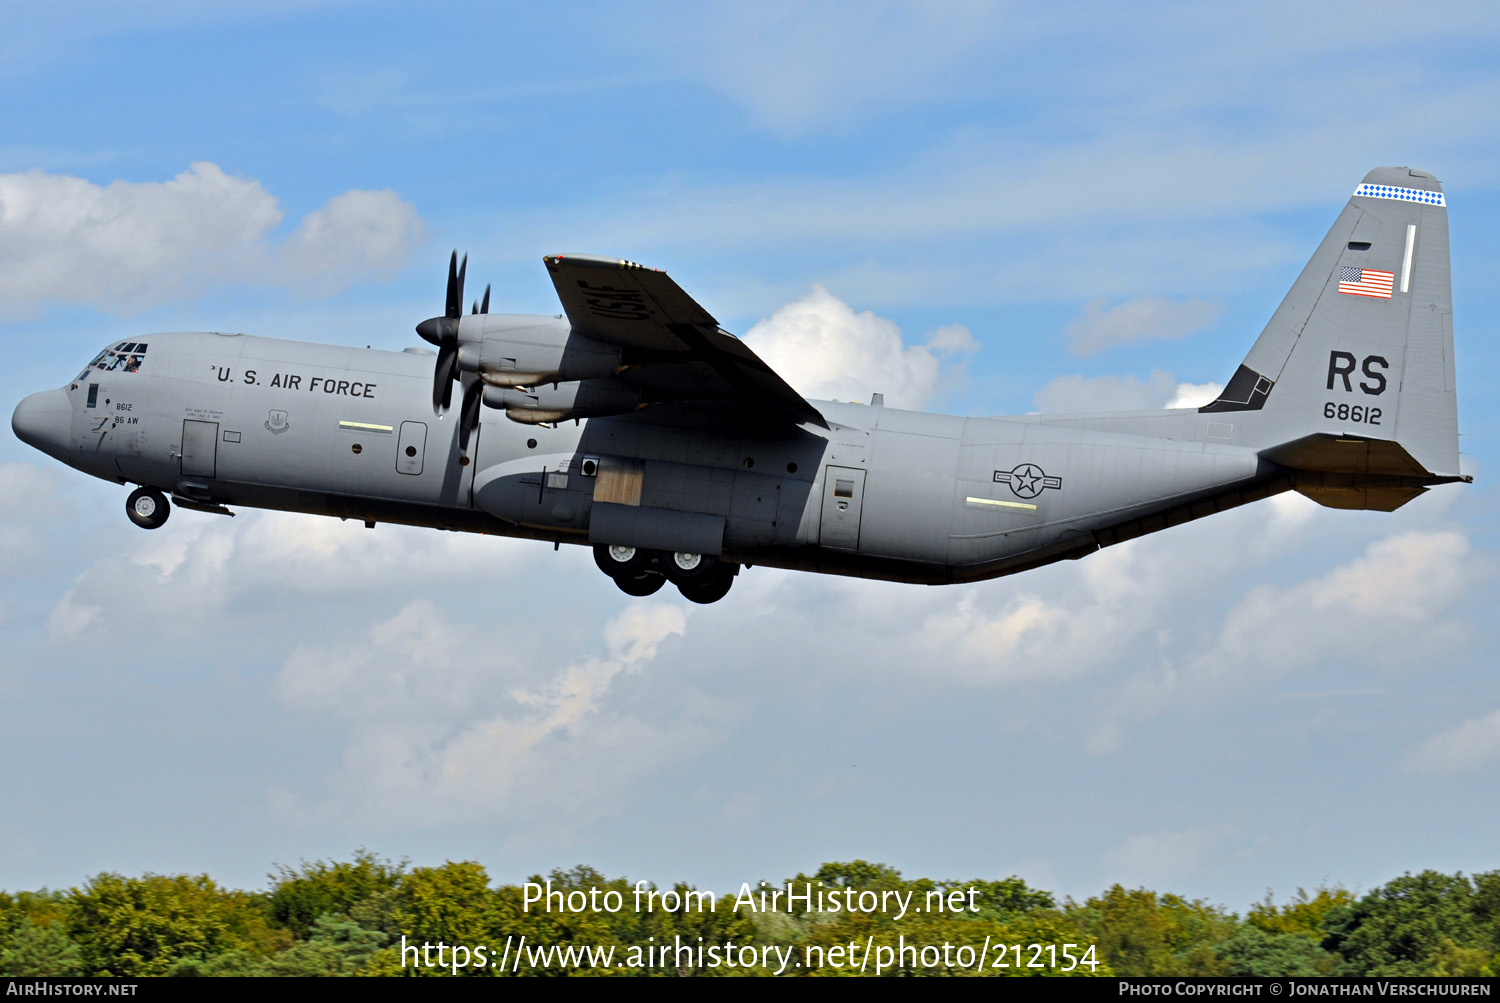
top-left (264, 409), bottom-right (290, 435)
top-left (993, 463), bottom-right (1062, 499)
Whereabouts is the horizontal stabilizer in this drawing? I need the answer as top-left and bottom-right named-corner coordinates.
top-left (1261, 433), bottom-right (1469, 511)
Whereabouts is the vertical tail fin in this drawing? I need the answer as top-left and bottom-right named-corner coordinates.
top-left (1201, 167), bottom-right (1462, 505)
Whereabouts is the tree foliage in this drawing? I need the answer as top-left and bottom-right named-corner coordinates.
top-left (0, 856), bottom-right (1493, 976)
top-left (1, 920), bottom-right (82, 976)
top-left (1322, 871), bottom-right (1494, 976)
top-left (1065, 885), bottom-right (1238, 976)
top-left (266, 849), bottom-right (406, 940)
top-left (1247, 886), bottom-right (1355, 940)
top-left (66, 872), bottom-right (287, 976)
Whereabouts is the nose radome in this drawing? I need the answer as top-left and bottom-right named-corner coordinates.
top-left (12, 389), bottom-right (73, 459)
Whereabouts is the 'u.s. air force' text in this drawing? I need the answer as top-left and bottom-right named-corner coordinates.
top-left (523, 879), bottom-right (981, 921)
top-left (212, 366), bottom-right (377, 398)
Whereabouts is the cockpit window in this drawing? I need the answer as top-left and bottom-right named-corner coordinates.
top-left (78, 342), bottom-right (148, 381)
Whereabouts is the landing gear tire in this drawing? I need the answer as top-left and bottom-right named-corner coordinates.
top-left (662, 551), bottom-right (718, 586)
top-left (594, 543), bottom-right (652, 577)
top-left (126, 487), bottom-right (170, 530)
top-left (613, 571), bottom-right (666, 597)
top-left (676, 564), bottom-right (738, 604)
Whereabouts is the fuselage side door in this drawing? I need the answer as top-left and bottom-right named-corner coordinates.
top-left (181, 419), bottom-right (219, 478)
top-left (819, 465), bottom-right (866, 551)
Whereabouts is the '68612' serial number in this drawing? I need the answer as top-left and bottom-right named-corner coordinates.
top-left (1324, 402), bottom-right (1382, 424)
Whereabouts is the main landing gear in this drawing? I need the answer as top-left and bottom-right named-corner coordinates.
top-left (593, 544), bottom-right (739, 604)
top-left (125, 486), bottom-right (170, 529)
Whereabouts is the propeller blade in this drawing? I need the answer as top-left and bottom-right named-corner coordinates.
top-left (444, 251), bottom-right (459, 319)
top-left (433, 343), bottom-right (458, 413)
top-left (453, 255), bottom-right (467, 319)
top-left (458, 379), bottom-right (483, 456)
top-left (480, 284), bottom-right (490, 314)
top-left (420, 252), bottom-right (473, 353)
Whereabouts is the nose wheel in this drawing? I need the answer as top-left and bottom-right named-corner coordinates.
top-left (126, 487), bottom-right (170, 529)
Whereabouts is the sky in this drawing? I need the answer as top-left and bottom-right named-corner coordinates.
top-left (2, 1), bottom-right (1499, 913)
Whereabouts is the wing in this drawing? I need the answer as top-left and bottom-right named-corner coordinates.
top-left (544, 254), bottom-right (826, 428)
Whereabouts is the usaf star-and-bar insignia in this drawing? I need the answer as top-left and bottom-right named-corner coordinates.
top-left (993, 463), bottom-right (1063, 499)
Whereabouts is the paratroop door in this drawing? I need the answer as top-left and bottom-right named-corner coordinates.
top-left (819, 466), bottom-right (865, 550)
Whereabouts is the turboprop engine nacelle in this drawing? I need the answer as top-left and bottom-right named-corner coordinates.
top-left (455, 314), bottom-right (622, 388)
top-left (482, 378), bottom-right (645, 424)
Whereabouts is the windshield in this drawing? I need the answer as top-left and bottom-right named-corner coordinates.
top-left (76, 341), bottom-right (148, 381)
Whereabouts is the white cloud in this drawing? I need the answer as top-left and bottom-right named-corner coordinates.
top-left (1402, 708), bottom-right (1500, 776)
top-left (1225, 530), bottom-right (1471, 658)
top-left (46, 508), bottom-right (532, 644)
top-left (893, 498), bottom-right (1330, 692)
top-left (713, 498), bottom-right (1474, 772)
top-left (1165, 381), bottom-right (1224, 410)
top-left (277, 188), bottom-right (426, 291)
top-left (1064, 296), bottom-right (1222, 357)
top-left (45, 592), bottom-right (100, 640)
top-left (1033, 370), bottom-right (1219, 413)
top-left (743, 285), bottom-right (976, 408)
top-left (0, 163), bottom-right (425, 316)
top-left (275, 600), bottom-right (708, 827)
top-left (1094, 530), bottom-right (1476, 747)
top-left (0, 162), bottom-right (278, 314)
top-left (1263, 491), bottom-right (1321, 537)
top-left (733, 500), bottom-right (1282, 693)
top-left (0, 462), bottom-right (63, 568)
top-left (913, 542), bottom-right (1155, 686)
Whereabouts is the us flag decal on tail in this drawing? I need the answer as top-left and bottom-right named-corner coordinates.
top-left (1338, 266), bottom-right (1394, 298)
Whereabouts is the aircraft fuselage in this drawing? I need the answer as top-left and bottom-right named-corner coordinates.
top-left (18, 330), bottom-right (1280, 591)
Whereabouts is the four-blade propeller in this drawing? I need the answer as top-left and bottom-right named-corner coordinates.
top-left (415, 251), bottom-right (489, 461)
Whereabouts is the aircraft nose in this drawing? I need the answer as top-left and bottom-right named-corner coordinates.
top-left (12, 388), bottom-right (73, 459)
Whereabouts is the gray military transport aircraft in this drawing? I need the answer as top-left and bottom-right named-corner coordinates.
top-left (11, 167), bottom-right (1469, 604)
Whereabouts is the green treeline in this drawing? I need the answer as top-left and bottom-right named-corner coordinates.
top-left (1, 854), bottom-right (1497, 977)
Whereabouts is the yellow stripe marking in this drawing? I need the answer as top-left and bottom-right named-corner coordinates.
top-left (966, 496), bottom-right (1037, 511)
top-left (339, 420), bottom-right (394, 432)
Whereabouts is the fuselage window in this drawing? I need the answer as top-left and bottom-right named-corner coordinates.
top-left (77, 349), bottom-right (110, 381)
top-left (86, 384), bottom-right (98, 408)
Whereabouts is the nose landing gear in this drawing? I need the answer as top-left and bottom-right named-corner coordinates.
top-left (125, 486), bottom-right (170, 529)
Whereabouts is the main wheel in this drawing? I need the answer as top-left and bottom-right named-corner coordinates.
top-left (662, 551), bottom-right (718, 586)
top-left (126, 487), bottom-right (170, 530)
top-left (676, 564), bottom-right (737, 604)
top-left (613, 572), bottom-right (666, 597)
top-left (594, 543), bottom-right (652, 577)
